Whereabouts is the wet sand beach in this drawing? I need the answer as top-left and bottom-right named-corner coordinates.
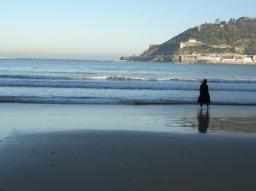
top-left (0, 104), bottom-right (256, 191)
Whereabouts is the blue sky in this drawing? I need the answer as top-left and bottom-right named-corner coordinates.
top-left (0, 0), bottom-right (255, 59)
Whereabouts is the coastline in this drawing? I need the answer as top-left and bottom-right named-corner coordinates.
top-left (120, 57), bottom-right (256, 65)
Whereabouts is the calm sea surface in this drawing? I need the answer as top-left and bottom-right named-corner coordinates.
top-left (0, 58), bottom-right (256, 105)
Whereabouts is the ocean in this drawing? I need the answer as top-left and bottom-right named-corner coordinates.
top-left (0, 58), bottom-right (256, 105)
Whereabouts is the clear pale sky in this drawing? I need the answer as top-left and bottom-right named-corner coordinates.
top-left (0, 0), bottom-right (255, 59)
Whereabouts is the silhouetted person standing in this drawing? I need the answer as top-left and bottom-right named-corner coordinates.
top-left (198, 79), bottom-right (211, 109)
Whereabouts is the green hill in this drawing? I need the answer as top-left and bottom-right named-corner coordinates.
top-left (122, 17), bottom-right (256, 62)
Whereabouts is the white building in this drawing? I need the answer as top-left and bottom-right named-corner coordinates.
top-left (243, 57), bottom-right (253, 63)
top-left (197, 56), bottom-right (221, 63)
top-left (188, 39), bottom-right (197, 43)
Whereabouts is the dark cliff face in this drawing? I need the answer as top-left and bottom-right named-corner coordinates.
top-left (141, 17), bottom-right (256, 56)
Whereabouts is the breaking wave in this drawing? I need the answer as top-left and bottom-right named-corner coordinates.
top-left (0, 95), bottom-right (256, 105)
top-left (1, 74), bottom-right (256, 83)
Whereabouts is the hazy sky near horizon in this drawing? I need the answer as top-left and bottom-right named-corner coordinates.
top-left (0, 0), bottom-right (255, 59)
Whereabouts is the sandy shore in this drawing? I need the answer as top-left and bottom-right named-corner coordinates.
top-left (1, 130), bottom-right (256, 191)
top-left (0, 104), bottom-right (256, 190)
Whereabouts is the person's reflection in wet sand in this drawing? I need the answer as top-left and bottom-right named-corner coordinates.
top-left (197, 110), bottom-right (210, 133)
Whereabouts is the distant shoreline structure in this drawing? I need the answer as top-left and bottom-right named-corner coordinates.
top-left (121, 53), bottom-right (256, 65)
top-left (121, 17), bottom-right (256, 64)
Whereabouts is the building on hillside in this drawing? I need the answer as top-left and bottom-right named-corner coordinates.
top-left (188, 39), bottom-right (197, 43)
top-left (178, 55), bottom-right (197, 63)
top-left (179, 39), bottom-right (199, 49)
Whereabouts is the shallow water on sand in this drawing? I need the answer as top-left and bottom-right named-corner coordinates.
top-left (0, 104), bottom-right (256, 139)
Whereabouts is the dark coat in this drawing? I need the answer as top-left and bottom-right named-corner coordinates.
top-left (198, 83), bottom-right (211, 105)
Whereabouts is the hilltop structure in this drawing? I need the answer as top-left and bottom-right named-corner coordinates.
top-left (121, 17), bottom-right (256, 64)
